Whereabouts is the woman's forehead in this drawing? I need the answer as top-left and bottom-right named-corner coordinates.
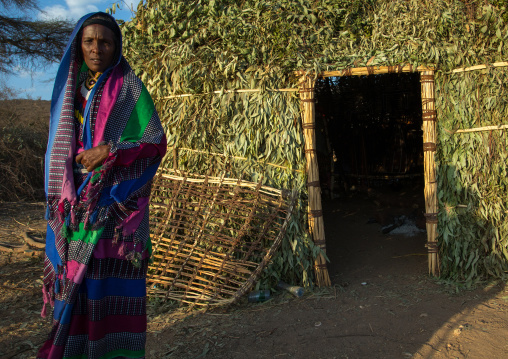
top-left (82, 24), bottom-right (116, 39)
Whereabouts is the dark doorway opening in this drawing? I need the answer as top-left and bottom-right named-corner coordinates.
top-left (314, 73), bottom-right (428, 283)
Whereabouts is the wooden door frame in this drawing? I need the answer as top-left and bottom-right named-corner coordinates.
top-left (299, 65), bottom-right (439, 286)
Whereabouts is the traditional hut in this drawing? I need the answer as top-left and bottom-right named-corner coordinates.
top-left (119, 0), bottom-right (508, 302)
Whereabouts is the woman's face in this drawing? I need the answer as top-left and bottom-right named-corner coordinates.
top-left (81, 24), bottom-right (116, 73)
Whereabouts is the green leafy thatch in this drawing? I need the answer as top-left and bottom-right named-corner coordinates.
top-left (121, 0), bottom-right (508, 287)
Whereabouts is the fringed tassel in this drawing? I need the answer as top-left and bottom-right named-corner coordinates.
top-left (86, 173), bottom-right (103, 202)
top-left (45, 204), bottom-right (51, 221)
top-left (83, 211), bottom-right (91, 230)
top-left (58, 210), bottom-right (66, 223)
top-left (49, 286), bottom-right (54, 307)
top-left (41, 285), bottom-right (51, 318)
top-left (70, 206), bottom-right (77, 227)
top-left (113, 227), bottom-right (122, 244)
top-left (117, 242), bottom-right (126, 257)
top-left (89, 209), bottom-right (98, 225)
top-left (125, 239), bottom-right (142, 268)
top-left (57, 200), bottom-right (67, 219)
top-left (125, 250), bottom-right (142, 269)
top-left (81, 181), bottom-right (103, 230)
top-left (60, 213), bottom-right (72, 240)
top-left (115, 224), bottom-right (142, 268)
top-left (54, 278), bottom-right (60, 294)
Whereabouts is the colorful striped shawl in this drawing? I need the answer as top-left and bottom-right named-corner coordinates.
top-left (40, 12), bottom-right (166, 358)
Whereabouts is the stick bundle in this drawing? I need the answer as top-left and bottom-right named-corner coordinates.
top-left (420, 71), bottom-right (440, 276)
top-left (299, 76), bottom-right (331, 287)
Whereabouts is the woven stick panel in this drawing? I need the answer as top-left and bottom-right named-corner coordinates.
top-left (148, 169), bottom-right (296, 306)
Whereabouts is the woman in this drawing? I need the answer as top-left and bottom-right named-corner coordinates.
top-left (38, 12), bottom-right (166, 359)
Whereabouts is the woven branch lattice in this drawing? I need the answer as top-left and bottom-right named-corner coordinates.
top-left (148, 169), bottom-right (296, 306)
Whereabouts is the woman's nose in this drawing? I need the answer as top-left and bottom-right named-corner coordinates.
top-left (91, 41), bottom-right (100, 53)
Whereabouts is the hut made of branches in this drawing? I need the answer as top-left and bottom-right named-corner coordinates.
top-left (121, 0), bottom-right (508, 289)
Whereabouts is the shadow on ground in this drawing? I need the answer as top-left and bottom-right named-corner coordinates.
top-left (141, 184), bottom-right (507, 359)
top-left (0, 196), bottom-right (507, 358)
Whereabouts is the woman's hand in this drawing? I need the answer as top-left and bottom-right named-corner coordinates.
top-left (75, 144), bottom-right (111, 172)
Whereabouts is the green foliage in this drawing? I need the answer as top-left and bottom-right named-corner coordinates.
top-left (122, 0), bottom-right (508, 97)
top-left (122, 0), bottom-right (384, 97)
top-left (122, 0), bottom-right (508, 286)
top-left (437, 67), bottom-right (508, 286)
top-left (489, 0), bottom-right (508, 22)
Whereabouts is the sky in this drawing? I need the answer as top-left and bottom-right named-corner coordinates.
top-left (4, 0), bottom-right (138, 100)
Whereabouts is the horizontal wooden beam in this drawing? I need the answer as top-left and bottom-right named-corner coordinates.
top-left (449, 124), bottom-right (508, 134)
top-left (170, 147), bottom-right (305, 173)
top-left (295, 65), bottom-right (435, 78)
top-left (452, 61), bottom-right (508, 73)
top-left (162, 88), bottom-right (298, 99)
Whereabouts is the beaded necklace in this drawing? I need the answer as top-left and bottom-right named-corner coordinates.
top-left (84, 69), bottom-right (102, 90)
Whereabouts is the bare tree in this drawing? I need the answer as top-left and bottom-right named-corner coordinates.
top-left (0, 0), bottom-right (74, 73)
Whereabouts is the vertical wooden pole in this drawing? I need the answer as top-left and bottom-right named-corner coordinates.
top-left (300, 75), bottom-right (331, 287)
top-left (420, 71), bottom-right (440, 276)
top-left (173, 148), bottom-right (178, 170)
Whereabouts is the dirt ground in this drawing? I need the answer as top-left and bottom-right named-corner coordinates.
top-left (1, 184), bottom-right (507, 358)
